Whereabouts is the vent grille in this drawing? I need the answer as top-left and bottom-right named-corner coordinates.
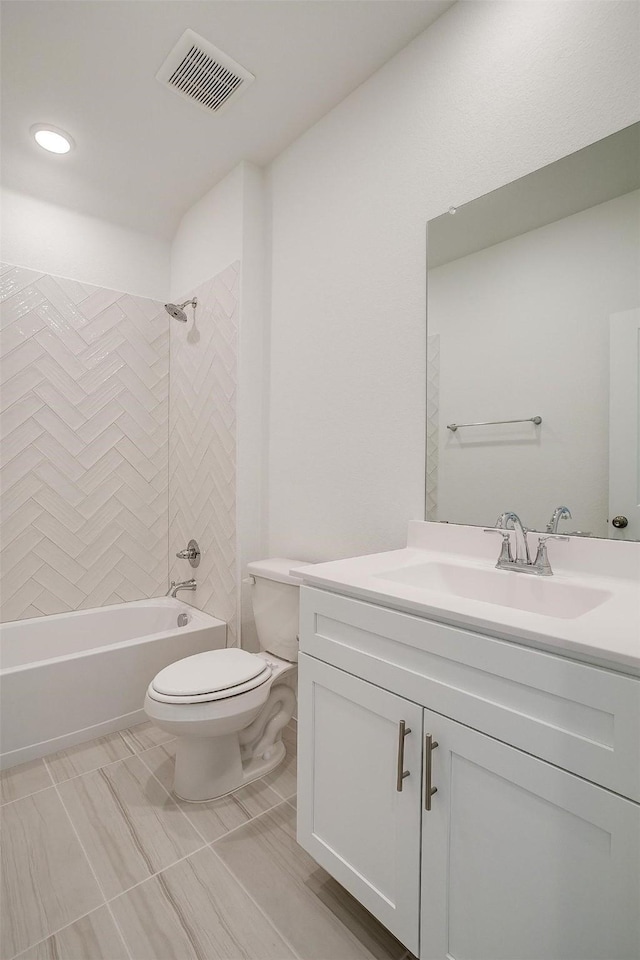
top-left (156, 29), bottom-right (254, 115)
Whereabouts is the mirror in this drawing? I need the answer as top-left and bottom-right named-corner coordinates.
top-left (426, 123), bottom-right (640, 540)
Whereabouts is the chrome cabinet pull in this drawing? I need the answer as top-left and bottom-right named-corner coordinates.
top-left (424, 734), bottom-right (439, 810)
top-left (396, 720), bottom-right (412, 792)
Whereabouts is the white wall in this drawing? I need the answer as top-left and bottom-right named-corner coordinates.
top-left (170, 165), bottom-right (244, 300)
top-left (0, 188), bottom-right (169, 300)
top-left (429, 191), bottom-right (640, 538)
top-left (265, 0), bottom-right (640, 562)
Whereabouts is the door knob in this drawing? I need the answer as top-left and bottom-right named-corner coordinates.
top-left (612, 516), bottom-right (629, 529)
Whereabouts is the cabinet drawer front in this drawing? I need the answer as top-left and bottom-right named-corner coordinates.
top-left (297, 653), bottom-right (422, 954)
top-left (300, 587), bottom-right (640, 801)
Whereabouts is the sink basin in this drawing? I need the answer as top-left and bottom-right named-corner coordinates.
top-left (373, 562), bottom-right (612, 619)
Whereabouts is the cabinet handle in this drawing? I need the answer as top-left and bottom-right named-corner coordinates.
top-left (396, 720), bottom-right (412, 791)
top-left (424, 733), bottom-right (439, 810)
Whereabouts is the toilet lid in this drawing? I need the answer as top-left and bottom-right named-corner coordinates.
top-left (151, 649), bottom-right (270, 699)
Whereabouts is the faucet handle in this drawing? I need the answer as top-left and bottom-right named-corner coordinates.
top-left (484, 528), bottom-right (513, 563)
top-left (532, 535), bottom-right (569, 576)
top-left (175, 539), bottom-right (201, 567)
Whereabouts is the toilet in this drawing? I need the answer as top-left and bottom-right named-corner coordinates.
top-left (144, 558), bottom-right (305, 802)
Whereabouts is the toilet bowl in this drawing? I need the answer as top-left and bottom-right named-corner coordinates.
top-left (144, 558), bottom-right (305, 801)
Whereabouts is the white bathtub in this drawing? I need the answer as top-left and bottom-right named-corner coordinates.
top-left (0, 598), bottom-right (226, 769)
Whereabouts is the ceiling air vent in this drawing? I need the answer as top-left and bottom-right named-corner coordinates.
top-left (156, 29), bottom-right (254, 115)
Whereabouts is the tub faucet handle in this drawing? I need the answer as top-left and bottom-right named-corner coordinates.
top-left (175, 539), bottom-right (201, 568)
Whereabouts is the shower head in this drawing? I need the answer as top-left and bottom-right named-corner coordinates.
top-left (164, 298), bottom-right (197, 322)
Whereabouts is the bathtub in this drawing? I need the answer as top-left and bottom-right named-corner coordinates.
top-left (0, 598), bottom-right (226, 769)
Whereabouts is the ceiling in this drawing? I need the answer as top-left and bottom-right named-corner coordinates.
top-left (1, 0), bottom-right (454, 240)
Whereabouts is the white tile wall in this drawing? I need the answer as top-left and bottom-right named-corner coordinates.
top-left (0, 264), bottom-right (169, 621)
top-left (169, 263), bottom-right (239, 644)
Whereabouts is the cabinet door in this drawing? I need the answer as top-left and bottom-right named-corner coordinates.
top-left (297, 654), bottom-right (422, 953)
top-left (421, 709), bottom-right (640, 960)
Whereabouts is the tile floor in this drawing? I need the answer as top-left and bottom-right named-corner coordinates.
top-left (1, 719), bottom-right (409, 960)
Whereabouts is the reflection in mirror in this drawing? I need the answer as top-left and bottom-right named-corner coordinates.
top-left (426, 123), bottom-right (640, 541)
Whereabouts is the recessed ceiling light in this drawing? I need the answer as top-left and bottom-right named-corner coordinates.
top-left (30, 124), bottom-right (74, 154)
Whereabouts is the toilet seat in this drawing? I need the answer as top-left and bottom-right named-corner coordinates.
top-left (148, 649), bottom-right (272, 705)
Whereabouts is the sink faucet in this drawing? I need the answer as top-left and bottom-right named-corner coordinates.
top-left (546, 505), bottom-right (572, 533)
top-left (485, 512), bottom-right (568, 576)
top-left (166, 579), bottom-right (197, 598)
top-left (495, 511), bottom-right (531, 564)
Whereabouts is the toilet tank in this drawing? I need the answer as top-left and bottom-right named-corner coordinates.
top-left (246, 558), bottom-right (308, 663)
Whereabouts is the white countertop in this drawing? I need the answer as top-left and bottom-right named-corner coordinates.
top-left (296, 522), bottom-right (640, 676)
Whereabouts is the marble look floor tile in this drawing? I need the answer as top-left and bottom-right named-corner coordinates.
top-left (139, 740), bottom-right (284, 842)
top-left (215, 802), bottom-right (405, 960)
top-left (0, 757), bottom-right (52, 805)
top-left (44, 732), bottom-right (134, 783)
top-left (282, 721), bottom-right (297, 748)
top-left (15, 906), bottom-right (127, 960)
top-left (111, 845), bottom-right (297, 960)
top-left (0, 787), bottom-right (103, 958)
top-left (118, 720), bottom-right (175, 753)
top-left (57, 754), bottom-right (203, 899)
top-left (264, 739), bottom-right (297, 799)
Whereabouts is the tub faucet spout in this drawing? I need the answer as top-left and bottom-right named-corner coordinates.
top-left (166, 579), bottom-right (197, 598)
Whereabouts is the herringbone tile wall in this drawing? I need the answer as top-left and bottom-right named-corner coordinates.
top-left (169, 263), bottom-right (239, 645)
top-left (0, 263), bottom-right (169, 622)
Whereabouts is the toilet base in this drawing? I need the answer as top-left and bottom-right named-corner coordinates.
top-left (173, 736), bottom-right (286, 803)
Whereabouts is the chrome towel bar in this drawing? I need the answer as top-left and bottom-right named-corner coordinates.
top-left (447, 416), bottom-right (542, 432)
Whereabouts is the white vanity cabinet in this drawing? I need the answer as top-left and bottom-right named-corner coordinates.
top-left (297, 656), bottom-right (423, 953)
top-left (297, 586), bottom-right (640, 960)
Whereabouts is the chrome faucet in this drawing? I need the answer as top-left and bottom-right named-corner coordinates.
top-left (166, 579), bottom-right (197, 597)
top-left (485, 512), bottom-right (568, 576)
top-left (546, 505), bottom-right (572, 533)
top-left (496, 511), bottom-right (531, 564)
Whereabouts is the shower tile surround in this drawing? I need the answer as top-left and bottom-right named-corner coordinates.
top-left (0, 260), bottom-right (240, 636)
top-left (0, 264), bottom-right (169, 621)
top-left (0, 719), bottom-right (406, 960)
top-left (169, 261), bottom-right (239, 643)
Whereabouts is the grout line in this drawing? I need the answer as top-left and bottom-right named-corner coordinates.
top-left (12, 782), bottom-right (115, 960)
top-left (209, 794), bottom-right (294, 846)
top-left (103, 900), bottom-right (134, 960)
top-left (208, 820), bottom-right (305, 960)
top-left (43, 748), bottom-right (135, 787)
top-left (116, 728), bottom-right (176, 756)
top-left (136, 741), bottom-right (295, 848)
top-left (265, 772), bottom-right (297, 802)
top-left (6, 797), bottom-right (298, 960)
top-left (41, 728), bottom-right (176, 789)
top-left (12, 732), bottom-right (299, 956)
top-left (104, 841), bottom-right (211, 904)
top-left (53, 781), bottom-right (110, 904)
top-left (7, 904), bottom-right (112, 960)
top-left (0, 783), bottom-right (55, 808)
top-left (135, 745), bottom-right (210, 847)
top-left (1, 758), bottom-right (56, 808)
